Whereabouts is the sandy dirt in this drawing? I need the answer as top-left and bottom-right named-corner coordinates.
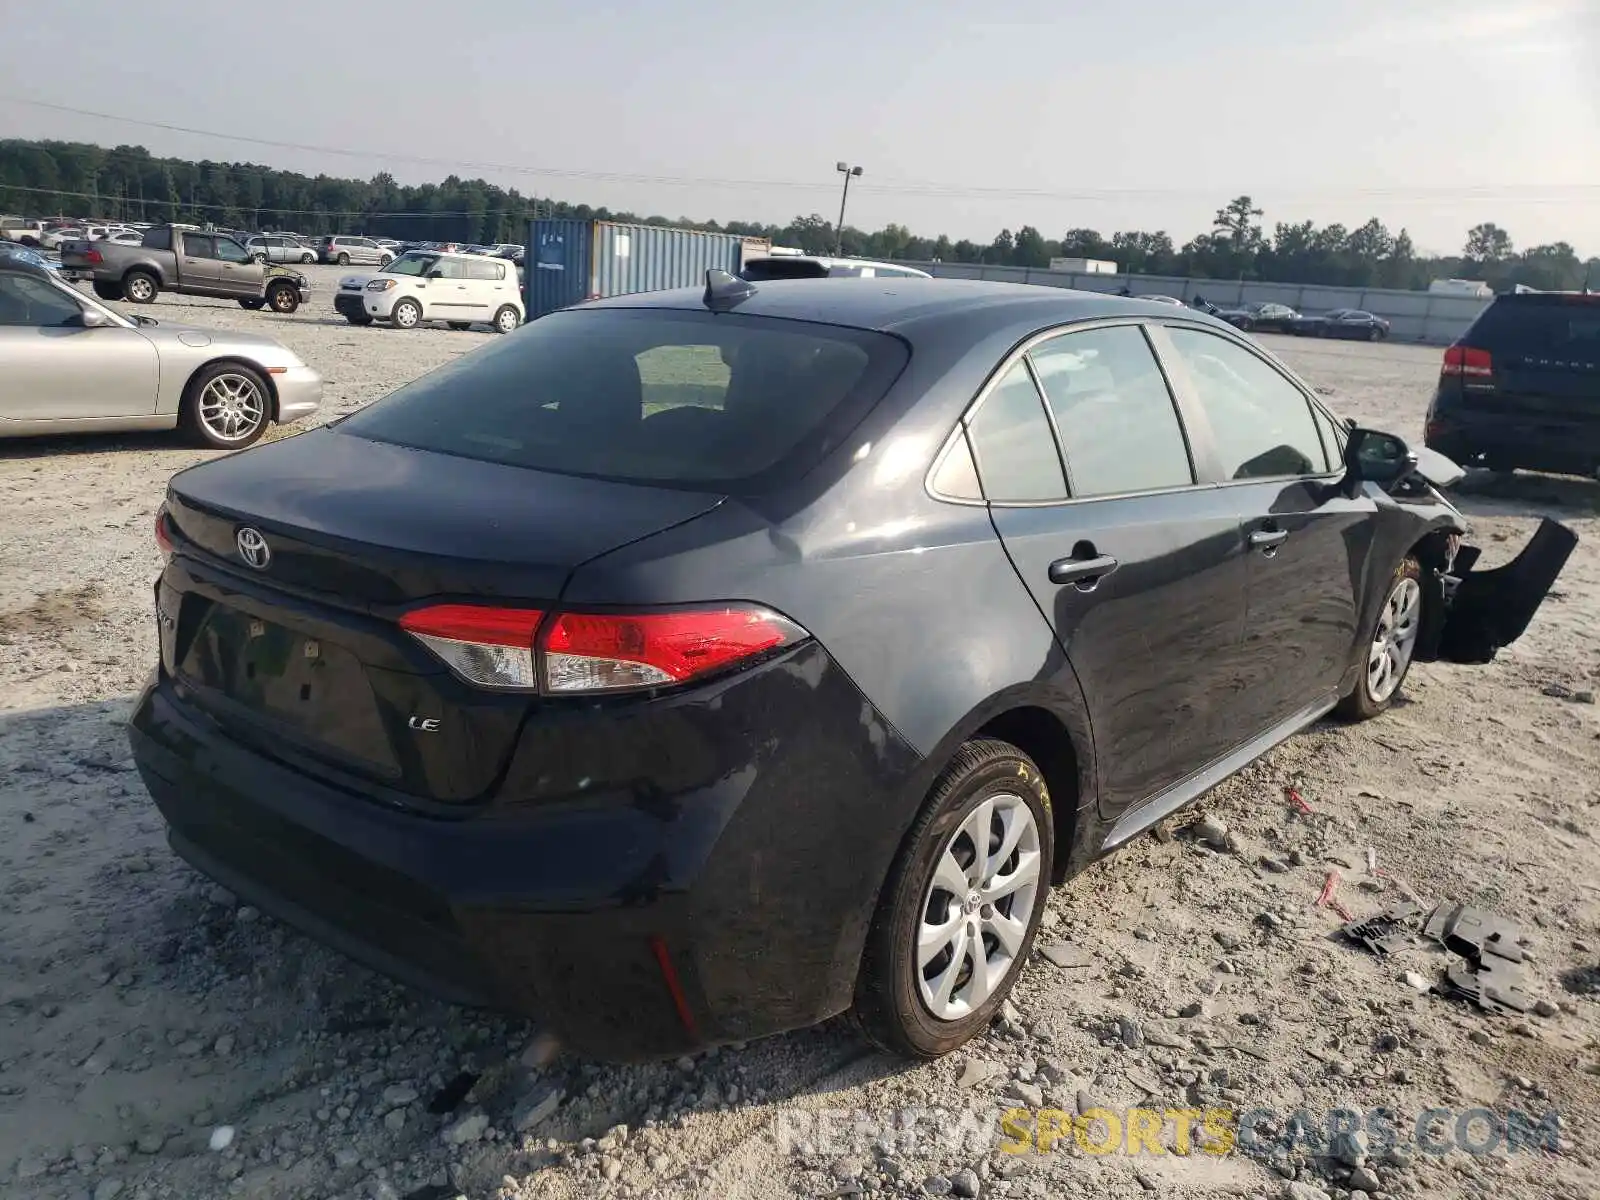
top-left (1, 283), bottom-right (1597, 1200)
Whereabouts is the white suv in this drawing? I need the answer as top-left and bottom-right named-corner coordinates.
top-left (334, 250), bottom-right (524, 333)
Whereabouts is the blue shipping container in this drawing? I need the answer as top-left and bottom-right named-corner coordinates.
top-left (525, 219), bottom-right (771, 318)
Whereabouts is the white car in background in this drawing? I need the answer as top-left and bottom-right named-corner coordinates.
top-left (333, 249), bottom-right (524, 333)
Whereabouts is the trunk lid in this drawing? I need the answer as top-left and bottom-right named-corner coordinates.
top-left (160, 427), bottom-right (725, 802)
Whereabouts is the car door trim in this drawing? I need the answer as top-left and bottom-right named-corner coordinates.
top-left (1100, 691), bottom-right (1338, 851)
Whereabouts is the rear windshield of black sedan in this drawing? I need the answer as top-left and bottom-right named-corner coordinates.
top-left (340, 308), bottom-right (909, 489)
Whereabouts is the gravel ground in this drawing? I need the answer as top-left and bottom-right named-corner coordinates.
top-left (2, 281), bottom-right (1598, 1200)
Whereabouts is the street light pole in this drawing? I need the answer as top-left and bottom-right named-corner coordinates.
top-left (834, 162), bottom-right (862, 256)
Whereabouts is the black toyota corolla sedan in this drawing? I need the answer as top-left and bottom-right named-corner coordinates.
top-left (128, 276), bottom-right (1575, 1061)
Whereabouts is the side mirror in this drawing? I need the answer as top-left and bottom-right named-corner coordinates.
top-left (1344, 427), bottom-right (1417, 487)
top-left (425, 269), bottom-right (444, 279)
top-left (70, 307), bottom-right (114, 328)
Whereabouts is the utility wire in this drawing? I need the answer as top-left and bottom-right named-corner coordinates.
top-left (4, 94), bottom-right (1600, 205)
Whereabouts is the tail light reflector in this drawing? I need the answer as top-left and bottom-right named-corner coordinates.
top-left (154, 509), bottom-right (174, 561)
top-left (1441, 345), bottom-right (1493, 378)
top-left (398, 603), bottom-right (805, 694)
top-left (541, 607), bottom-right (805, 693)
top-left (399, 605), bottom-right (544, 690)
top-left (82, 249), bottom-right (103, 264)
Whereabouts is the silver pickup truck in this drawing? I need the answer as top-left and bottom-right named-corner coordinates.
top-left (58, 225), bottom-right (310, 313)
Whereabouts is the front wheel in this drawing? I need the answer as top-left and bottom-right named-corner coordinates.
top-left (300, 253), bottom-right (314, 264)
top-left (1368, 326), bottom-right (1383, 342)
top-left (182, 363), bottom-right (271, 449)
top-left (853, 739), bottom-right (1053, 1058)
top-left (1336, 556), bottom-right (1423, 722)
top-left (493, 305), bottom-right (520, 334)
top-left (390, 298), bottom-right (422, 329)
top-left (251, 253), bottom-right (267, 265)
top-left (266, 282), bottom-right (299, 313)
top-left (380, 255), bottom-right (393, 266)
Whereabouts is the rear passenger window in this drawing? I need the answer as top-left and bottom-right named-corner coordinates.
top-left (1029, 326), bottom-right (1194, 497)
top-left (964, 362), bottom-right (1067, 502)
top-left (1164, 328), bottom-right (1330, 479)
top-left (930, 432), bottom-right (982, 500)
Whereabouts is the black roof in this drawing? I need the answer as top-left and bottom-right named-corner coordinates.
top-left (581, 277), bottom-right (1218, 335)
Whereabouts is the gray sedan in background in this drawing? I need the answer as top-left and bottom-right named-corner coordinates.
top-left (0, 258), bottom-right (321, 448)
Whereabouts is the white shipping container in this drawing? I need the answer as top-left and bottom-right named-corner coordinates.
top-left (1428, 278), bottom-right (1493, 298)
top-left (1049, 257), bottom-right (1118, 275)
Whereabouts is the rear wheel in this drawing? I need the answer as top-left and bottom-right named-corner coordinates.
top-left (853, 739), bottom-right (1053, 1058)
top-left (123, 270), bottom-right (158, 304)
top-left (336, 252), bottom-right (350, 266)
top-left (300, 252), bottom-right (314, 264)
top-left (182, 363), bottom-right (271, 449)
top-left (1336, 556), bottom-right (1422, 721)
top-left (493, 304), bottom-right (520, 334)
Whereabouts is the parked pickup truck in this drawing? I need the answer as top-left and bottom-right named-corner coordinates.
top-left (58, 225), bottom-right (310, 313)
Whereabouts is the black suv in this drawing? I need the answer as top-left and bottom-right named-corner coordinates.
top-left (1426, 291), bottom-right (1600, 479)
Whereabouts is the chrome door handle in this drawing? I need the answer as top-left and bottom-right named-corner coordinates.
top-left (1249, 529), bottom-right (1289, 550)
top-left (1048, 553), bottom-right (1119, 588)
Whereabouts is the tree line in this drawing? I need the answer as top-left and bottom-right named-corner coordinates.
top-left (2, 139), bottom-right (1593, 292)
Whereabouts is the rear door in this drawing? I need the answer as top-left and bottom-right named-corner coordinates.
top-left (463, 258), bottom-right (508, 318)
top-left (1154, 324), bottom-right (1373, 736)
top-left (968, 323), bottom-right (1252, 819)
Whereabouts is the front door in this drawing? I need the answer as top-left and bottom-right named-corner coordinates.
top-left (0, 273), bottom-right (158, 421)
top-left (213, 236), bottom-right (266, 297)
top-left (1157, 325), bottom-right (1373, 734)
top-left (965, 326), bottom-right (1252, 820)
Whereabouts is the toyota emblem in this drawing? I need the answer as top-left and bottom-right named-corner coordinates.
top-left (236, 527), bottom-right (271, 570)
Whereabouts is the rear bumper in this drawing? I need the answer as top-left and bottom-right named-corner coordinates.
top-left (127, 641), bottom-right (923, 1060)
top-left (1426, 407), bottom-right (1600, 476)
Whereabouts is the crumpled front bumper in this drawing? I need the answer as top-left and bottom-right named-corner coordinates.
top-left (1416, 517), bottom-right (1579, 664)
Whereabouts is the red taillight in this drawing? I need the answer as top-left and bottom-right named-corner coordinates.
top-left (83, 249), bottom-right (103, 264)
top-left (399, 604), bottom-right (545, 690)
top-left (154, 510), bottom-right (173, 560)
top-left (1441, 345), bottom-right (1492, 378)
top-left (541, 607), bottom-right (804, 693)
top-left (397, 603), bottom-right (805, 694)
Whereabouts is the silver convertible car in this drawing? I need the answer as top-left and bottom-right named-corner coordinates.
top-left (0, 259), bottom-right (321, 449)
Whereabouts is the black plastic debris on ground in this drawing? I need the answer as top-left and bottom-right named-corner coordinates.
top-left (1339, 900), bottom-right (1535, 1015)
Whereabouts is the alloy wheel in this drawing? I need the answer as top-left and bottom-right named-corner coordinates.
top-left (126, 276), bottom-right (154, 301)
top-left (1368, 576), bottom-right (1421, 702)
top-left (198, 373), bottom-right (266, 443)
top-left (916, 793), bottom-right (1041, 1021)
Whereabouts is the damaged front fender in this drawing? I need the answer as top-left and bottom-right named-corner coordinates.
top-left (1415, 517), bottom-right (1579, 665)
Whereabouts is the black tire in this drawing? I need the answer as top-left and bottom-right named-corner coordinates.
top-left (1336, 556), bottom-right (1423, 722)
top-left (266, 282), bottom-right (299, 314)
top-left (301, 252), bottom-right (314, 264)
top-left (336, 252), bottom-right (350, 266)
top-left (853, 738), bottom-right (1055, 1059)
top-left (92, 281), bottom-right (124, 302)
top-left (447, 321), bottom-right (472, 331)
top-left (237, 298), bottom-right (265, 310)
top-left (390, 298), bottom-right (422, 329)
top-left (344, 313), bottom-right (374, 326)
top-left (493, 305), bottom-right (521, 334)
top-left (380, 254), bottom-right (393, 266)
top-left (123, 270), bottom-right (158, 304)
top-left (180, 362), bottom-right (272, 450)
top-left (1368, 326), bottom-right (1383, 342)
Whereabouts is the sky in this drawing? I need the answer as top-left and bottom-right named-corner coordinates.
top-left (2, 0), bottom-right (1598, 257)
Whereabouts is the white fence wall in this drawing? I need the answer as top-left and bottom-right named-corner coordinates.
top-left (901, 262), bottom-right (1488, 345)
